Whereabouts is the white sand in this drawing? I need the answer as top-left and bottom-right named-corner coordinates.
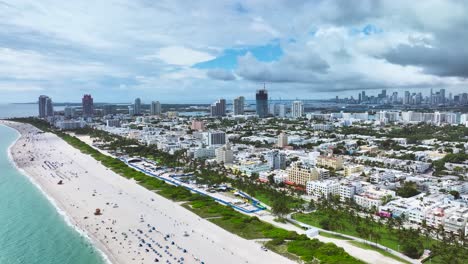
top-left (4, 121), bottom-right (294, 264)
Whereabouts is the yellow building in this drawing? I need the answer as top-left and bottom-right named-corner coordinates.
top-left (360, 145), bottom-right (379, 153)
top-left (344, 165), bottom-right (364, 176)
top-left (316, 155), bottom-right (343, 170)
top-left (287, 162), bottom-right (319, 186)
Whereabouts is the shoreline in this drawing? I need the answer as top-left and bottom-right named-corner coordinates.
top-left (2, 123), bottom-right (113, 264)
top-left (1, 121), bottom-right (294, 264)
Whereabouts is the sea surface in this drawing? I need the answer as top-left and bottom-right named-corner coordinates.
top-left (0, 125), bottom-right (104, 264)
top-left (0, 104), bottom-right (66, 119)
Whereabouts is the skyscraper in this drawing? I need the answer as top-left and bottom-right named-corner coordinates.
top-left (278, 104), bottom-right (286, 118)
top-left (256, 87), bottom-right (268, 118)
top-left (64, 106), bottom-right (75, 119)
top-left (233, 96), bottom-right (245, 115)
top-left (291, 101), bottom-right (304, 118)
top-left (45, 97), bottom-right (53, 117)
top-left (266, 150), bottom-right (286, 170)
top-left (215, 143), bottom-right (234, 164)
top-left (210, 99), bottom-right (226, 117)
top-left (38, 95), bottom-right (50, 118)
top-left (440, 89), bottom-right (446, 104)
top-left (150, 101), bottom-right (161, 115)
top-left (134, 98), bottom-right (142, 115)
top-left (404, 91), bottom-right (411, 105)
top-left (277, 132), bottom-right (288, 148)
top-left (82, 94), bottom-right (94, 117)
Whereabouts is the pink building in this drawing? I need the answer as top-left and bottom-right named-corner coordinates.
top-left (191, 120), bottom-right (205, 131)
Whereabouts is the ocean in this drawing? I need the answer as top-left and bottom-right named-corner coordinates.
top-left (0, 104), bottom-right (66, 119)
top-left (0, 125), bottom-right (104, 263)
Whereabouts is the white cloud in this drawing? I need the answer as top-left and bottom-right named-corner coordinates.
top-left (142, 46), bottom-right (215, 66)
top-left (1, 0), bottom-right (468, 101)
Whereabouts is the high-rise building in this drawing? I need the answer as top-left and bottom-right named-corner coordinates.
top-left (128, 106), bottom-right (134, 116)
top-left (215, 143), bottom-right (234, 164)
top-left (38, 95), bottom-right (48, 118)
top-left (82, 94), bottom-right (94, 117)
top-left (277, 132), bottom-right (288, 148)
top-left (38, 95), bottom-right (53, 118)
top-left (150, 101), bottom-right (161, 115)
top-left (210, 99), bottom-right (226, 117)
top-left (404, 91), bottom-right (410, 105)
top-left (278, 104), bottom-right (286, 118)
top-left (134, 98), bottom-right (142, 115)
top-left (207, 131), bottom-right (226, 146)
top-left (440, 89), bottom-right (446, 104)
top-left (291, 101), bottom-right (304, 118)
top-left (233, 96), bottom-right (245, 115)
top-left (266, 150), bottom-right (286, 170)
top-left (45, 97), bottom-right (53, 117)
top-left (64, 106), bottom-right (75, 119)
top-left (256, 87), bottom-right (268, 118)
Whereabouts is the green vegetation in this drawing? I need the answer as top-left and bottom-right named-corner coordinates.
top-left (340, 124), bottom-right (468, 143)
top-left (288, 239), bottom-right (362, 264)
top-left (396, 182), bottom-right (421, 198)
top-left (348, 241), bottom-right (412, 264)
top-left (294, 211), bottom-right (408, 252)
top-left (293, 197), bottom-right (467, 262)
top-left (426, 242), bottom-right (468, 264)
top-left (319, 232), bottom-right (350, 240)
top-left (293, 196), bottom-right (433, 259)
top-left (433, 153), bottom-right (468, 174)
top-left (13, 117), bottom-right (363, 264)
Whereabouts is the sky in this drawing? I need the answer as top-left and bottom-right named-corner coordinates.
top-left (0, 0), bottom-right (467, 103)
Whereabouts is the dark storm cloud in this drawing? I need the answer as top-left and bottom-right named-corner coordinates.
top-left (383, 44), bottom-right (468, 78)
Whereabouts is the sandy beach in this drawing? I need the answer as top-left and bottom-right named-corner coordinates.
top-left (3, 121), bottom-right (294, 264)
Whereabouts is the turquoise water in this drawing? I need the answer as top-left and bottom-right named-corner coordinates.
top-left (0, 125), bottom-right (105, 264)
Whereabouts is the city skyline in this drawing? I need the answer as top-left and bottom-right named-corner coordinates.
top-left (1, 1), bottom-right (468, 103)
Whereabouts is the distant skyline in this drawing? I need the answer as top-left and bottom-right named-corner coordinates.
top-left (1, 1), bottom-right (467, 103)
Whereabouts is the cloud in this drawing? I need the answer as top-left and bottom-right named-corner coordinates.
top-left (206, 69), bottom-right (236, 81)
top-left (1, 0), bottom-right (468, 102)
top-left (141, 46), bottom-right (215, 66)
top-left (383, 44), bottom-right (468, 78)
top-left (236, 50), bottom-right (329, 83)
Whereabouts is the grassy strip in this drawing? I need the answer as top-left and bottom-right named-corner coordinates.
top-left (15, 118), bottom-right (364, 264)
top-left (349, 241), bottom-right (412, 264)
top-left (294, 211), bottom-right (410, 251)
top-left (319, 232), bottom-right (351, 240)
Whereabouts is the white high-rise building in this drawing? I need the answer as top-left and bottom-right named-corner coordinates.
top-left (64, 106), bottom-right (75, 119)
top-left (128, 106), bottom-right (135, 116)
top-left (277, 132), bottom-right (288, 148)
top-left (233, 96), bottom-right (245, 115)
top-left (291, 101), bottom-right (304, 118)
top-left (215, 143), bottom-right (234, 164)
top-left (266, 150), bottom-right (286, 170)
top-left (134, 98), bottom-right (142, 115)
top-left (278, 104), bottom-right (286, 118)
top-left (460, 114), bottom-right (468, 126)
top-left (150, 101), bottom-right (161, 115)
